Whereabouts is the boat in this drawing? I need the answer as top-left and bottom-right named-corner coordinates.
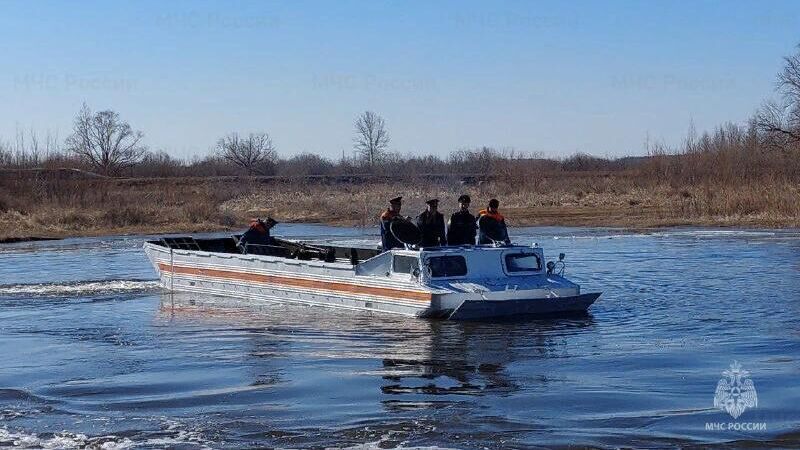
top-left (143, 229), bottom-right (601, 320)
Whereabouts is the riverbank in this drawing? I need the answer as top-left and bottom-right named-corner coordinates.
top-left (2, 173), bottom-right (799, 242)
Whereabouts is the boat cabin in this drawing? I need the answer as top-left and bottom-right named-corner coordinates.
top-left (357, 245), bottom-right (546, 283)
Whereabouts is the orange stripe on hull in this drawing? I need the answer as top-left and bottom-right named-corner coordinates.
top-left (157, 263), bottom-right (433, 303)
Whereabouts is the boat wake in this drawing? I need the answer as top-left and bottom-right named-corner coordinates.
top-left (0, 427), bottom-right (133, 450)
top-left (0, 279), bottom-right (161, 297)
top-left (0, 423), bottom-right (214, 450)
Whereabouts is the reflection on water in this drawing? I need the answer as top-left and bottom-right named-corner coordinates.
top-left (1, 225), bottom-right (800, 448)
top-left (158, 294), bottom-right (597, 404)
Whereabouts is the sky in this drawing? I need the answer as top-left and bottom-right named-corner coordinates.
top-left (1, 0), bottom-right (799, 160)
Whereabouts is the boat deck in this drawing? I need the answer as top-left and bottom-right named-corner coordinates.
top-left (150, 235), bottom-right (382, 265)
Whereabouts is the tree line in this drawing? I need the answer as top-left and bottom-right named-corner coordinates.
top-left (2, 44), bottom-right (799, 182)
top-left (0, 105), bottom-right (392, 177)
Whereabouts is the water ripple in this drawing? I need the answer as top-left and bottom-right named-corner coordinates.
top-left (0, 225), bottom-right (799, 448)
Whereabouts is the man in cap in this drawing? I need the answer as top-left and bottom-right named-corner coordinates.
top-left (477, 198), bottom-right (510, 245)
top-left (380, 196), bottom-right (406, 251)
top-left (416, 198), bottom-right (447, 248)
top-left (238, 217), bottom-right (277, 253)
top-left (447, 194), bottom-right (477, 246)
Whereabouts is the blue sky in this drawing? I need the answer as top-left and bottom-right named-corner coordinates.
top-left (1, 0), bottom-right (798, 159)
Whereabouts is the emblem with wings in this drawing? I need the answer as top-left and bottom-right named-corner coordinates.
top-left (713, 360), bottom-right (757, 419)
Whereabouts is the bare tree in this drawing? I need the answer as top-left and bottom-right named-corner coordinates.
top-left (65, 104), bottom-right (146, 175)
top-left (448, 146), bottom-right (503, 175)
top-left (278, 153), bottom-right (334, 176)
top-left (757, 44), bottom-right (800, 148)
top-left (216, 132), bottom-right (277, 175)
top-left (757, 100), bottom-right (799, 149)
top-left (353, 111), bottom-right (389, 167)
top-left (0, 140), bottom-right (10, 168)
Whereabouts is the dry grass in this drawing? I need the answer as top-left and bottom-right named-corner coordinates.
top-left (2, 171), bottom-right (799, 241)
top-left (3, 113), bottom-right (799, 242)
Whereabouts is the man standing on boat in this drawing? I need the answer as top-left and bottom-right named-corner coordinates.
top-left (416, 198), bottom-right (447, 248)
top-left (380, 196), bottom-right (406, 251)
top-left (477, 198), bottom-right (510, 245)
top-left (238, 217), bottom-right (277, 253)
top-left (446, 194), bottom-right (477, 246)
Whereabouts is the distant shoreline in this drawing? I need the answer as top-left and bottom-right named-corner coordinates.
top-left (0, 236), bottom-right (62, 244)
top-left (3, 207), bottom-right (798, 245)
top-left (2, 171), bottom-right (799, 243)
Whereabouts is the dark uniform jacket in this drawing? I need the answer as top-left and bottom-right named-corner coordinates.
top-left (447, 210), bottom-right (477, 246)
top-left (239, 225), bottom-right (273, 253)
top-left (477, 210), bottom-right (510, 245)
top-left (416, 210), bottom-right (447, 248)
top-left (380, 209), bottom-right (404, 251)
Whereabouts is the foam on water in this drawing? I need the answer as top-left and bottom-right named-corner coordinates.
top-left (0, 427), bottom-right (133, 449)
top-left (0, 426), bottom-right (217, 450)
top-left (0, 417), bottom-right (216, 449)
top-left (0, 279), bottom-right (161, 297)
top-left (551, 233), bottom-right (651, 240)
top-left (651, 229), bottom-right (781, 238)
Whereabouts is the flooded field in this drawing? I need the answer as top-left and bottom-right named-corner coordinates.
top-left (1, 225), bottom-right (799, 448)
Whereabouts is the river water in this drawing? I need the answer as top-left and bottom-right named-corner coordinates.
top-left (1, 225), bottom-right (799, 449)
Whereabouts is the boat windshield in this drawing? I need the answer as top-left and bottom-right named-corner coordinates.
top-left (393, 255), bottom-right (419, 274)
top-left (427, 255), bottom-right (468, 278)
top-left (505, 252), bottom-right (541, 272)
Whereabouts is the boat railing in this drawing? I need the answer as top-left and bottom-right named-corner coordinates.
top-left (160, 236), bottom-right (201, 251)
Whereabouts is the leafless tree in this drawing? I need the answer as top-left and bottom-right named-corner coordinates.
top-left (65, 103), bottom-right (146, 175)
top-left (278, 152), bottom-right (334, 176)
top-left (0, 141), bottom-right (10, 168)
top-left (448, 146), bottom-right (503, 175)
top-left (757, 100), bottom-right (799, 149)
top-left (757, 44), bottom-right (800, 148)
top-left (353, 111), bottom-right (389, 167)
top-left (216, 132), bottom-right (277, 175)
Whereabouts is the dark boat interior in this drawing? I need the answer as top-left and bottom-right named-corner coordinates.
top-left (147, 236), bottom-right (382, 265)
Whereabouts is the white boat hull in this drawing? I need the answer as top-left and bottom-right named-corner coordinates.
top-left (144, 240), bottom-right (599, 320)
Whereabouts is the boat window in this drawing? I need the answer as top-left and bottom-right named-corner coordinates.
top-left (393, 255), bottom-right (419, 274)
top-left (505, 253), bottom-right (541, 272)
top-left (427, 255), bottom-right (468, 277)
